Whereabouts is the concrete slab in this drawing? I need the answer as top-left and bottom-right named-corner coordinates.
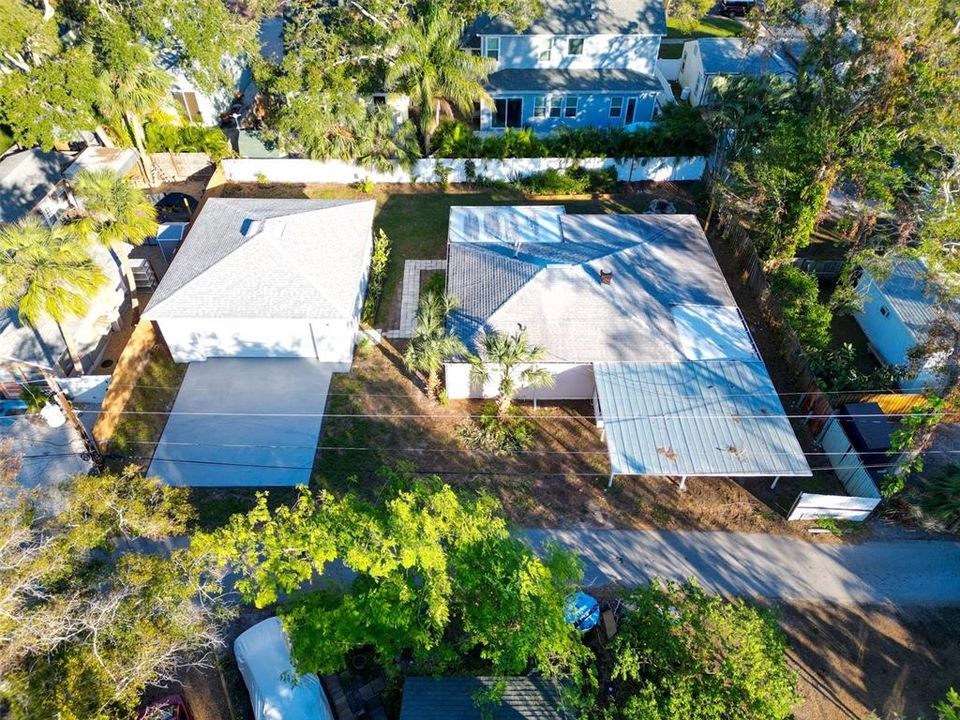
top-left (148, 358), bottom-right (334, 487)
top-left (1, 415), bottom-right (92, 495)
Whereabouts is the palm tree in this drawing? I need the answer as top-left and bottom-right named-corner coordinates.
top-left (470, 329), bottom-right (554, 416)
top-left (386, 3), bottom-right (495, 150)
top-left (98, 61), bottom-right (171, 183)
top-left (0, 218), bottom-right (108, 372)
top-left (404, 291), bottom-right (465, 400)
top-left (70, 168), bottom-right (158, 320)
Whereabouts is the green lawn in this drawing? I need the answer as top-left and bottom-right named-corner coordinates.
top-left (666, 16), bottom-right (745, 38)
top-left (659, 42), bottom-right (685, 59)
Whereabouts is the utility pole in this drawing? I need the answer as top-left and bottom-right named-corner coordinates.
top-left (11, 361), bottom-right (104, 468)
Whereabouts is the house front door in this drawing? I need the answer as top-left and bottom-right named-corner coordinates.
top-left (624, 97), bottom-right (637, 124)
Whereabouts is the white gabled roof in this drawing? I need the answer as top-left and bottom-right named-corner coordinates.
top-left (143, 198), bottom-right (376, 320)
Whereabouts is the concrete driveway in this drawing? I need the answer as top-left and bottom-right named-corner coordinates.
top-left (148, 358), bottom-right (335, 487)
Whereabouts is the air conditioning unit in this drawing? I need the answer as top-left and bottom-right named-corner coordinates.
top-left (680, 86), bottom-right (692, 101)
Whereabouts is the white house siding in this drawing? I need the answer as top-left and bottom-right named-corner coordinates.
top-left (157, 318), bottom-right (357, 367)
top-left (494, 35), bottom-right (660, 74)
top-left (444, 362), bottom-right (595, 400)
top-left (678, 42), bottom-right (707, 105)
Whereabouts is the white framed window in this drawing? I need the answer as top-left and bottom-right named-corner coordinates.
top-left (564, 95), bottom-right (579, 118)
top-left (533, 96), bottom-right (547, 118)
top-left (538, 43), bottom-right (552, 61)
top-left (549, 95), bottom-right (563, 118)
top-left (484, 37), bottom-right (500, 61)
top-left (567, 37), bottom-right (584, 55)
top-left (609, 96), bottom-right (624, 118)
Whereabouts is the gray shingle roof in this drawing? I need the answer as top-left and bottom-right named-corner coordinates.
top-left (595, 360), bottom-right (811, 477)
top-left (468, 0), bottom-right (667, 36)
top-left (0, 149), bottom-right (71, 224)
top-left (447, 213), bottom-right (736, 362)
top-left (143, 198), bottom-right (376, 320)
top-left (696, 38), bottom-right (796, 77)
top-left (486, 69), bottom-right (661, 94)
top-left (399, 677), bottom-right (574, 720)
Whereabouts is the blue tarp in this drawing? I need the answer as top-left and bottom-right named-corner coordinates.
top-left (564, 592), bottom-right (600, 632)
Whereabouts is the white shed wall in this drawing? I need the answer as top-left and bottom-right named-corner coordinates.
top-left (444, 362), bottom-right (595, 400)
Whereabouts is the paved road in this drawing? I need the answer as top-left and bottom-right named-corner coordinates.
top-left (525, 529), bottom-right (960, 606)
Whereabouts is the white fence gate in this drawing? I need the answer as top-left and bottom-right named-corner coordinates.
top-left (787, 492), bottom-right (880, 521)
top-left (786, 416), bottom-right (882, 522)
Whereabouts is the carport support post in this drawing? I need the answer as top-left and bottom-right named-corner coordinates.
top-left (678, 475), bottom-right (688, 492)
top-left (607, 473), bottom-right (615, 489)
top-left (770, 476), bottom-right (780, 490)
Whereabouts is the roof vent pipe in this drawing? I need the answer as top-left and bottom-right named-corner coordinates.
top-left (600, 269), bottom-right (614, 285)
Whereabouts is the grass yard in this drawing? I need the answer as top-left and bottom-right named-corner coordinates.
top-left (666, 16), bottom-right (745, 37)
top-left (101, 340), bottom-right (185, 472)
top-left (658, 42), bottom-right (685, 59)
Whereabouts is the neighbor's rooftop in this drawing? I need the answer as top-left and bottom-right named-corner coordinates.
top-left (695, 37), bottom-right (797, 77)
top-left (0, 148), bottom-right (71, 224)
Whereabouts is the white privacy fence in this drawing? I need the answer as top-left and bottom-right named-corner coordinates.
top-left (787, 417), bottom-right (883, 522)
top-left (221, 156), bottom-right (707, 185)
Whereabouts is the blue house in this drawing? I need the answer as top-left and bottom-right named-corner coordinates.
top-left (854, 258), bottom-right (955, 391)
top-left (465, 0), bottom-right (668, 132)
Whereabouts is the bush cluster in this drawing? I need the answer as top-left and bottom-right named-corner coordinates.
top-left (430, 104), bottom-right (715, 159)
top-left (513, 166), bottom-right (618, 195)
top-left (361, 229), bottom-right (391, 324)
top-left (144, 122), bottom-right (233, 161)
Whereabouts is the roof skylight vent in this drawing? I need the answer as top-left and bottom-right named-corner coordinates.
top-left (240, 218), bottom-right (264, 237)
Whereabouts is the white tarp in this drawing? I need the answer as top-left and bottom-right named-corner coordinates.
top-left (234, 617), bottom-right (334, 720)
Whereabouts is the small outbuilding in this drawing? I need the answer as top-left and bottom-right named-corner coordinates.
top-left (399, 677), bottom-right (573, 720)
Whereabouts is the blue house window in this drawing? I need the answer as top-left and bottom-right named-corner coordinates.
top-left (880, 306), bottom-right (890, 317)
top-left (549, 96), bottom-right (563, 118)
top-left (564, 96), bottom-right (579, 118)
top-left (609, 97), bottom-right (624, 118)
top-left (533, 97), bottom-right (547, 118)
top-left (493, 98), bottom-right (523, 128)
top-left (484, 37), bottom-right (500, 61)
top-left (539, 43), bottom-right (552, 61)
top-left (567, 38), bottom-right (584, 55)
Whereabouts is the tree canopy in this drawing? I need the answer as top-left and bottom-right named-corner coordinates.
top-left (195, 466), bottom-right (591, 684)
top-left (601, 579), bottom-right (800, 720)
top-left (0, 467), bottom-right (225, 720)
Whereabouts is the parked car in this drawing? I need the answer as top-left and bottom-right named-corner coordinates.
top-left (235, 617), bottom-right (334, 720)
top-left (718, 0), bottom-right (759, 16)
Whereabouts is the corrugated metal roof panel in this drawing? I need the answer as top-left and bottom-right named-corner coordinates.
top-left (595, 360), bottom-right (810, 477)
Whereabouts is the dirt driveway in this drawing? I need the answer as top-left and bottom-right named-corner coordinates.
top-left (782, 603), bottom-right (960, 720)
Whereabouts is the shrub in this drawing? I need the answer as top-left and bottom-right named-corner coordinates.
top-left (922, 465), bottom-right (960, 526)
top-left (144, 122), bottom-right (233, 161)
top-left (458, 404), bottom-right (535, 454)
top-left (768, 265), bottom-right (832, 350)
top-left (805, 343), bottom-right (903, 393)
top-left (514, 166), bottom-right (618, 195)
top-left (361, 229), bottom-right (391, 324)
top-left (429, 104), bottom-right (715, 160)
top-left (18, 384), bottom-right (51, 413)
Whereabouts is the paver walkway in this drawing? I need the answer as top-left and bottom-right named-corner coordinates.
top-left (383, 259), bottom-right (447, 338)
top-left (525, 529), bottom-right (960, 606)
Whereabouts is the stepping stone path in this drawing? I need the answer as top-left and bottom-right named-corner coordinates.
top-left (384, 259), bottom-right (447, 338)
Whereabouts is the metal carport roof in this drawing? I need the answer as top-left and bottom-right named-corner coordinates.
top-left (594, 360), bottom-right (811, 479)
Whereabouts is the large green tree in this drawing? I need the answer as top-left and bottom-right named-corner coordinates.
top-left (195, 467), bottom-right (591, 684)
top-left (0, 468), bottom-right (225, 720)
top-left (386, 3), bottom-right (495, 148)
top-left (70, 168), bottom-right (159, 318)
top-left (0, 218), bottom-right (107, 371)
top-left (603, 579), bottom-right (800, 720)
